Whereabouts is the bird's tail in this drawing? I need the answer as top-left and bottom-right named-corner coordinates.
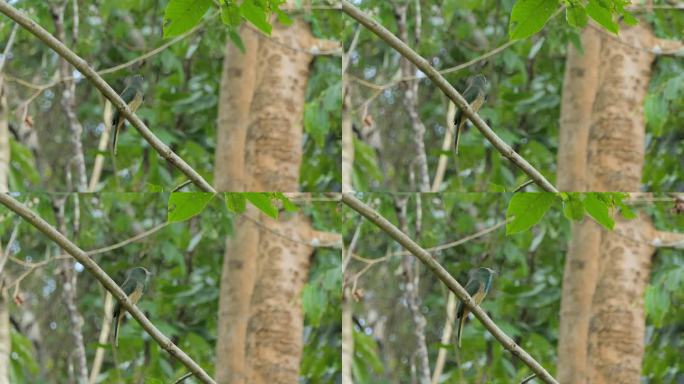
top-left (454, 123), bottom-right (462, 156)
top-left (112, 123), bottom-right (120, 156)
top-left (113, 312), bottom-right (122, 348)
top-left (456, 314), bottom-right (465, 349)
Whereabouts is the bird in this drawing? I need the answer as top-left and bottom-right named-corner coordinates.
top-left (111, 75), bottom-right (144, 155)
top-left (456, 267), bottom-right (497, 348)
top-left (112, 267), bottom-right (151, 347)
top-left (453, 74), bottom-right (488, 156)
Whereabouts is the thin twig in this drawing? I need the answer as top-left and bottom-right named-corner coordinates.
top-left (85, 222), bottom-right (169, 256)
top-left (513, 179), bottom-right (535, 193)
top-left (0, 1), bottom-right (216, 193)
top-left (7, 15), bottom-right (213, 91)
top-left (172, 372), bottom-right (194, 384)
top-left (392, 219), bottom-right (508, 256)
top-left (341, 194), bottom-right (559, 384)
top-left (341, 1), bottom-right (557, 192)
top-left (0, 193), bottom-right (216, 384)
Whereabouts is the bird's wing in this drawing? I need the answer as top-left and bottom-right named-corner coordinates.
top-left (111, 85), bottom-right (135, 126)
top-left (457, 278), bottom-right (483, 318)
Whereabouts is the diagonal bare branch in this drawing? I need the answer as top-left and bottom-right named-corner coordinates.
top-left (341, 0), bottom-right (558, 192)
top-left (0, 1), bottom-right (216, 193)
top-left (0, 193), bottom-right (216, 384)
top-left (341, 193), bottom-right (559, 384)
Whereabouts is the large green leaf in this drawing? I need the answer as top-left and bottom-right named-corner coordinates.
top-left (245, 193), bottom-right (279, 218)
top-left (241, 0), bottom-right (272, 35)
top-left (586, 0), bottom-right (618, 34)
top-left (163, 0), bottom-right (212, 37)
top-left (506, 193), bottom-right (557, 234)
top-left (584, 193), bottom-right (614, 230)
top-left (167, 192), bottom-right (215, 222)
top-left (645, 284), bottom-right (670, 327)
top-left (509, 0), bottom-right (559, 40)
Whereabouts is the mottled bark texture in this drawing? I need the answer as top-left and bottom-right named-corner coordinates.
top-left (213, 18), bottom-right (315, 191)
top-left (0, 84), bottom-right (8, 193)
top-left (0, 276), bottom-right (8, 384)
top-left (50, 3), bottom-right (87, 191)
top-left (213, 12), bottom-right (326, 383)
top-left (215, 208), bottom-right (314, 384)
top-left (395, 4), bottom-right (430, 192)
top-left (557, 22), bottom-right (670, 384)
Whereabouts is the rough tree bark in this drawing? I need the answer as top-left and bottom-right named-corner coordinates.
top-left (53, 197), bottom-right (89, 384)
top-left (395, 3), bottom-right (430, 192)
top-left (557, 22), bottom-right (684, 384)
top-left (213, 8), bottom-right (339, 383)
top-left (50, 2), bottom-right (87, 192)
top-left (394, 196), bottom-right (430, 384)
top-left (0, 243), bottom-right (9, 384)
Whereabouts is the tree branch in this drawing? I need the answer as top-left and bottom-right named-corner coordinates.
top-left (341, 193), bottom-right (559, 384)
top-left (341, 1), bottom-right (558, 192)
top-left (50, 2), bottom-right (88, 191)
top-left (0, 193), bottom-right (216, 384)
top-left (0, 1), bottom-right (216, 193)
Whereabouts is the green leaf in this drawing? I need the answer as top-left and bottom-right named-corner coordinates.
top-left (220, 2), bottom-right (241, 27)
top-left (273, 192), bottom-right (299, 212)
top-left (584, 193), bottom-right (614, 229)
top-left (563, 194), bottom-right (585, 221)
top-left (245, 193), bottom-right (279, 218)
top-left (167, 192), bottom-right (215, 222)
top-left (509, 0), bottom-right (560, 40)
top-left (163, 0), bottom-right (212, 38)
top-left (241, 0), bottom-right (272, 35)
top-left (224, 193), bottom-right (247, 214)
top-left (645, 284), bottom-right (669, 327)
top-left (644, 94), bottom-right (667, 136)
top-left (586, 0), bottom-right (618, 34)
top-left (228, 30), bottom-right (246, 53)
top-left (9, 139), bottom-right (40, 187)
top-left (275, 7), bottom-right (293, 26)
top-left (615, 199), bottom-right (637, 220)
top-left (568, 29), bottom-right (584, 54)
top-left (566, 4), bottom-right (588, 28)
top-left (302, 283), bottom-right (327, 326)
top-left (506, 193), bottom-right (557, 234)
top-left (622, 12), bottom-right (638, 26)
top-left (11, 330), bottom-right (39, 375)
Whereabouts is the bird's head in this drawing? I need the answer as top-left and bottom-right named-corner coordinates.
top-left (128, 75), bottom-right (144, 88)
top-left (129, 267), bottom-right (152, 282)
top-left (468, 74), bottom-right (488, 90)
top-left (472, 267), bottom-right (497, 280)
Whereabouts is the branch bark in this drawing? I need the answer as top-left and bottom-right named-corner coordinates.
top-left (395, 4), bottom-right (430, 192)
top-left (50, 2), bottom-right (87, 191)
top-left (341, 193), bottom-right (559, 384)
top-left (0, 193), bottom-right (216, 384)
top-left (0, 1), bottom-right (215, 193)
top-left (341, 0), bottom-right (557, 192)
top-left (394, 196), bottom-right (430, 384)
top-left (52, 197), bottom-right (89, 383)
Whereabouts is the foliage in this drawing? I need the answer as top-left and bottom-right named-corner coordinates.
top-left (506, 192), bottom-right (634, 234)
top-left (345, 0), bottom-right (684, 191)
top-left (509, 0), bottom-right (638, 40)
top-left (0, 0), bottom-right (340, 192)
top-left (0, 193), bottom-right (340, 383)
top-left (343, 193), bottom-right (683, 382)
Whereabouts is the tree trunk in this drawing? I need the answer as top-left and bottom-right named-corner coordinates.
top-left (0, 242), bottom-right (9, 384)
top-left (213, 18), bottom-right (316, 192)
top-left (0, 280), bottom-right (9, 384)
top-left (0, 86), bottom-right (8, 193)
top-left (557, 22), bottom-right (663, 384)
top-left (213, 10), bottom-right (328, 383)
